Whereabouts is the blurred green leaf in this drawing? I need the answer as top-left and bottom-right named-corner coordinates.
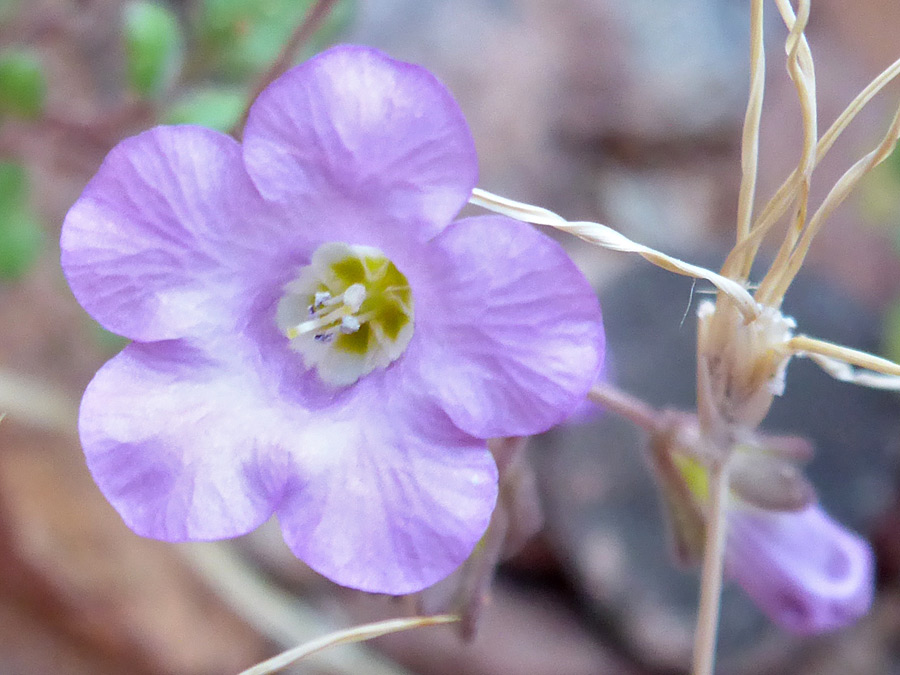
top-left (0, 49), bottom-right (46, 120)
top-left (0, 160), bottom-right (25, 199)
top-left (0, 162), bottom-right (42, 280)
top-left (885, 297), bottom-right (900, 367)
top-left (164, 86), bottom-right (245, 131)
top-left (124, 1), bottom-right (184, 98)
top-left (858, 160), bottom-right (900, 227)
top-left (886, 140), bottom-right (900, 185)
top-left (194, 0), bottom-right (356, 79)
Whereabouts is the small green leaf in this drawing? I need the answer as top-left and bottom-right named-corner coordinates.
top-left (194, 0), bottom-right (356, 80)
top-left (164, 86), bottom-right (246, 132)
top-left (123, 1), bottom-right (184, 98)
top-left (0, 49), bottom-right (46, 120)
top-left (0, 162), bottom-right (42, 280)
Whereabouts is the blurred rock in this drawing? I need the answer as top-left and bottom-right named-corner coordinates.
top-left (0, 423), bottom-right (271, 674)
top-left (547, 0), bottom-right (750, 144)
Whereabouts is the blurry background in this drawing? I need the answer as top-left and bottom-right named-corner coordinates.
top-left (2, 0), bottom-right (900, 673)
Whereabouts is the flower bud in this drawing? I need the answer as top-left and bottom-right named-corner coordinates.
top-left (726, 504), bottom-right (874, 634)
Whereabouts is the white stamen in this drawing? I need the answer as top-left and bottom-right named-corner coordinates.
top-left (340, 315), bottom-right (361, 334)
top-left (289, 308), bottom-right (346, 338)
top-left (290, 284), bottom-right (370, 339)
top-left (343, 283), bottom-right (367, 312)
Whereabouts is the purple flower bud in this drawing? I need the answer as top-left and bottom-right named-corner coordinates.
top-left (726, 504), bottom-right (874, 634)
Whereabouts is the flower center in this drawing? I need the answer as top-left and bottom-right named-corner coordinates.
top-left (276, 242), bottom-right (414, 386)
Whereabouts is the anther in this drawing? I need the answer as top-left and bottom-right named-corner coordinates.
top-left (309, 291), bottom-right (332, 314)
top-left (340, 315), bottom-right (361, 334)
top-left (342, 283), bottom-right (366, 312)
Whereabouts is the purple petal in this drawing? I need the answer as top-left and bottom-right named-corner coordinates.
top-left (82, 334), bottom-right (498, 594)
top-left (242, 45), bottom-right (477, 246)
top-left (276, 373), bottom-right (498, 594)
top-left (407, 215), bottom-right (604, 438)
top-left (79, 340), bottom-right (288, 541)
top-left (727, 504), bottom-right (874, 634)
top-left (61, 125), bottom-right (292, 342)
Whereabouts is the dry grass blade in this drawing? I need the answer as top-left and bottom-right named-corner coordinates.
top-left (763, 103), bottom-right (900, 303)
top-left (732, 38), bottom-right (900, 294)
top-left (731, 0), bottom-right (766, 260)
top-left (804, 353), bottom-right (900, 390)
top-left (755, 0), bottom-right (817, 295)
top-left (722, 167), bottom-right (802, 278)
top-left (239, 615), bottom-right (460, 675)
top-left (818, 55), bottom-right (900, 162)
top-left (470, 188), bottom-right (759, 318)
top-left (787, 334), bottom-right (900, 390)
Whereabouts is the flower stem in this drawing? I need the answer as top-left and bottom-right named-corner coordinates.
top-left (587, 382), bottom-right (661, 433)
top-left (691, 458), bottom-right (731, 675)
top-left (230, 0), bottom-right (338, 139)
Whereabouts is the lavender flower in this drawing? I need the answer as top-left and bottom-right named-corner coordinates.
top-left (727, 504), bottom-right (874, 634)
top-left (60, 46), bottom-right (604, 594)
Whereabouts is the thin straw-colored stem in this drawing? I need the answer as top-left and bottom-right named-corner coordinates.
top-left (690, 459), bottom-right (732, 675)
top-left (721, 168), bottom-right (802, 277)
top-left (729, 0), bottom-right (766, 270)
